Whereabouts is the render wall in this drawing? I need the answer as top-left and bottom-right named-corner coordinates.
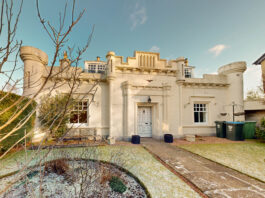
top-left (20, 46), bottom-right (247, 142)
top-left (181, 86), bottom-right (228, 136)
top-left (109, 72), bottom-right (178, 140)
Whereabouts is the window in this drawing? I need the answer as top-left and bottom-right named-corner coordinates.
top-left (184, 68), bottom-right (192, 78)
top-left (86, 64), bottom-right (106, 74)
top-left (194, 104), bottom-right (207, 123)
top-left (88, 64), bottom-right (96, 73)
top-left (97, 65), bottom-right (106, 74)
top-left (70, 101), bottom-right (88, 123)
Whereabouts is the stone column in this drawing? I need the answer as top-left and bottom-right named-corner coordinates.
top-left (162, 83), bottom-right (170, 133)
top-left (122, 81), bottom-right (131, 140)
top-left (177, 80), bottom-right (185, 136)
top-left (106, 51), bottom-right (116, 143)
top-left (108, 76), bottom-right (115, 139)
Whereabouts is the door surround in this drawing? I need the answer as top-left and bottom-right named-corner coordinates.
top-left (135, 102), bottom-right (157, 138)
top-left (137, 106), bottom-right (152, 137)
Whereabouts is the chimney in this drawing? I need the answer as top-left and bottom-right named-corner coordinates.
top-left (60, 51), bottom-right (70, 69)
top-left (97, 56), bottom-right (100, 61)
top-left (184, 58), bottom-right (188, 66)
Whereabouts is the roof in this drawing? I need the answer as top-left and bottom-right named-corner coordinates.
top-left (253, 53), bottom-right (265, 65)
top-left (244, 99), bottom-right (265, 111)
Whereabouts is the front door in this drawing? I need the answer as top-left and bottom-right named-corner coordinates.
top-left (138, 106), bottom-right (152, 137)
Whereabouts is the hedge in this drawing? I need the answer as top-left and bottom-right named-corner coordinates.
top-left (0, 91), bottom-right (36, 153)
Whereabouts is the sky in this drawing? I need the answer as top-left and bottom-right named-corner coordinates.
top-left (2, 0), bottom-right (265, 96)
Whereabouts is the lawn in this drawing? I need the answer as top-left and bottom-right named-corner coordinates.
top-left (0, 146), bottom-right (201, 198)
top-left (179, 141), bottom-right (265, 182)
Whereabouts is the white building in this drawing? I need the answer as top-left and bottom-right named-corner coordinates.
top-left (20, 46), bottom-right (246, 142)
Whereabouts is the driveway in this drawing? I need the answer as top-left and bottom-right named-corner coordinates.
top-left (142, 138), bottom-right (265, 198)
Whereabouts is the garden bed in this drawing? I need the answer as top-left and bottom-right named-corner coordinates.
top-left (0, 146), bottom-right (201, 198)
top-left (2, 159), bottom-right (148, 198)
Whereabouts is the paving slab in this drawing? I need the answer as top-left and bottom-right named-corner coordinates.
top-left (142, 138), bottom-right (265, 198)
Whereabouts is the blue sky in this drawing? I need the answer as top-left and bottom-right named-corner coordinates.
top-left (2, 0), bottom-right (265, 95)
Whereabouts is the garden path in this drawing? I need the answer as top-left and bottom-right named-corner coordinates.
top-left (142, 138), bottom-right (265, 198)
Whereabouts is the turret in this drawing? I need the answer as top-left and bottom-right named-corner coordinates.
top-left (175, 56), bottom-right (186, 79)
top-left (20, 46), bottom-right (48, 97)
top-left (106, 51), bottom-right (116, 76)
top-left (218, 61), bottom-right (247, 121)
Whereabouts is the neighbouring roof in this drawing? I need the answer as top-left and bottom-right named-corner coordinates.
top-left (253, 53), bottom-right (265, 65)
top-left (244, 99), bottom-right (265, 111)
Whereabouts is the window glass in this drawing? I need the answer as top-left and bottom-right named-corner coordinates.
top-left (70, 100), bottom-right (88, 124)
top-left (194, 104), bottom-right (207, 123)
top-left (86, 63), bottom-right (106, 74)
top-left (184, 68), bottom-right (192, 78)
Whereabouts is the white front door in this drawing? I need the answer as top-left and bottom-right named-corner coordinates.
top-left (138, 106), bottom-right (152, 137)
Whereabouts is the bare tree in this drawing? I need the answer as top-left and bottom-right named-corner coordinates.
top-left (0, 0), bottom-right (23, 73)
top-left (0, 0), bottom-right (100, 195)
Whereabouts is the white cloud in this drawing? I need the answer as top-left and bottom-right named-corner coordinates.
top-left (244, 65), bottom-right (262, 98)
top-left (208, 44), bottom-right (228, 56)
top-left (150, 45), bottom-right (160, 52)
top-left (130, 3), bottom-right (147, 30)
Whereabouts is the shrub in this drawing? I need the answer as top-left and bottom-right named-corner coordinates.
top-left (100, 165), bottom-right (112, 185)
top-left (255, 117), bottom-right (265, 141)
top-left (38, 93), bottom-right (73, 139)
top-left (109, 176), bottom-right (127, 194)
top-left (44, 159), bottom-right (69, 175)
top-left (26, 170), bottom-right (39, 179)
top-left (0, 91), bottom-right (36, 153)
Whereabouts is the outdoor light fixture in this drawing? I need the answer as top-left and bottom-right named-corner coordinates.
top-left (148, 96), bottom-right (151, 103)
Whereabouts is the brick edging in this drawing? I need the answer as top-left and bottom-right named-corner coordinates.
top-left (142, 146), bottom-right (208, 198)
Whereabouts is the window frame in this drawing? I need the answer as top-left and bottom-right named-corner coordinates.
top-left (86, 63), bottom-right (106, 74)
top-left (184, 68), bottom-right (192, 78)
top-left (69, 100), bottom-right (89, 124)
top-left (193, 103), bottom-right (208, 124)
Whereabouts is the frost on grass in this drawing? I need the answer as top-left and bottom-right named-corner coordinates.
top-left (2, 160), bottom-right (147, 198)
top-left (0, 146), bottom-right (201, 198)
top-left (179, 142), bottom-right (265, 182)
